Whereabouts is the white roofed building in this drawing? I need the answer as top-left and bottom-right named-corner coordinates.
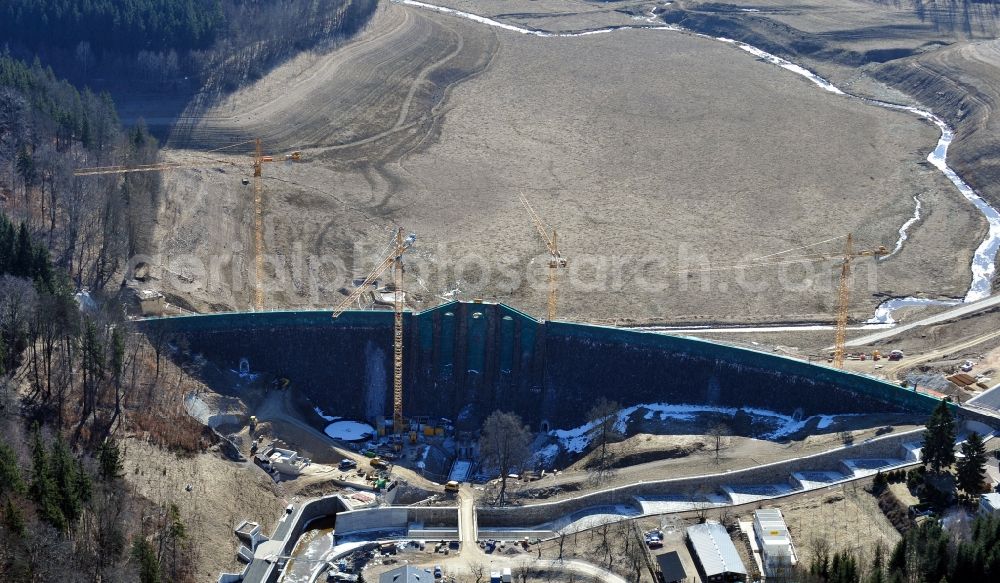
top-left (686, 521), bottom-right (747, 582)
top-left (980, 492), bottom-right (1000, 515)
top-left (752, 508), bottom-right (797, 578)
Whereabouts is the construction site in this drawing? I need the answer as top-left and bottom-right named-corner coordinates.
top-left (72, 1), bottom-right (1000, 582)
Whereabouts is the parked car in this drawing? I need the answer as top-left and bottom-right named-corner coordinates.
top-left (433, 565), bottom-right (443, 579)
top-left (338, 459), bottom-right (357, 470)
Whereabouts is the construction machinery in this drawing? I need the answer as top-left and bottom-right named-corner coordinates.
top-left (518, 192), bottom-right (567, 321)
top-left (831, 234), bottom-right (888, 368)
top-left (331, 228), bottom-right (416, 435)
top-left (74, 138), bottom-right (301, 311)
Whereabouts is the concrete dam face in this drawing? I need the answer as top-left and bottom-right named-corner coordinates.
top-left (146, 301), bottom-right (937, 430)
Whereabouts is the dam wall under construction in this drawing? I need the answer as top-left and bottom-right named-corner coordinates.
top-left (144, 301), bottom-right (940, 430)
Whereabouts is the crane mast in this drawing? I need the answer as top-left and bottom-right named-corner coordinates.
top-left (74, 138), bottom-right (300, 312)
top-left (518, 192), bottom-right (567, 321)
top-left (252, 138), bottom-right (270, 312)
top-left (832, 233), bottom-right (887, 368)
top-left (392, 229), bottom-right (406, 433)
top-left (331, 228), bottom-right (415, 435)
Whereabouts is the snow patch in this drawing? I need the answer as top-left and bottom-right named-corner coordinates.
top-left (449, 460), bottom-right (472, 482)
top-left (324, 420), bottom-right (375, 441)
top-left (533, 443), bottom-right (561, 465)
top-left (314, 407), bottom-right (341, 422)
top-left (551, 403), bottom-right (851, 452)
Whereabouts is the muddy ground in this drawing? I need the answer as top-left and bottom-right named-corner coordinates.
top-left (124, 0), bottom-right (994, 326)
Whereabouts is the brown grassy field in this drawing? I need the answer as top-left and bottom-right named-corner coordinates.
top-left (136, 1), bottom-right (989, 328)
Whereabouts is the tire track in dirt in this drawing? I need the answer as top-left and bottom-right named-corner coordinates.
top-left (170, 5), bottom-right (479, 155)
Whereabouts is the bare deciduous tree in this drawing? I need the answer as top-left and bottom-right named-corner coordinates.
top-left (623, 520), bottom-right (648, 583)
top-left (514, 561), bottom-right (530, 583)
top-left (839, 430), bottom-right (854, 446)
top-left (479, 411), bottom-right (532, 507)
top-left (0, 275), bottom-right (38, 373)
top-left (708, 423), bottom-right (731, 462)
top-left (587, 398), bottom-right (622, 481)
top-left (469, 561), bottom-right (486, 583)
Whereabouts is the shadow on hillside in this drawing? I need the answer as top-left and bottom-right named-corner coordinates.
top-left (96, 0), bottom-right (379, 149)
top-left (872, 0), bottom-right (1000, 36)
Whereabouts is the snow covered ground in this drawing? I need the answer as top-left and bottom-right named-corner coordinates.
top-left (324, 420), bottom-right (375, 441)
top-left (314, 407), bottom-right (340, 422)
top-left (635, 494), bottom-right (729, 514)
top-left (723, 483), bottom-right (796, 505)
top-left (791, 470), bottom-right (848, 490)
top-left (550, 402), bottom-right (854, 453)
top-left (448, 460), bottom-right (472, 482)
top-left (547, 505), bottom-right (643, 534)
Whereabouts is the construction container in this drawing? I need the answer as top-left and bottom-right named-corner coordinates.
top-left (752, 509), bottom-right (796, 578)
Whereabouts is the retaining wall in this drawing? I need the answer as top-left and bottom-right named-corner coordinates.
top-left (477, 428), bottom-right (922, 528)
top-left (334, 506), bottom-right (459, 537)
top-left (142, 302), bottom-right (947, 430)
top-left (242, 495), bottom-right (348, 583)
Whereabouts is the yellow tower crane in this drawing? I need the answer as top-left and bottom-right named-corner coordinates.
top-left (331, 228), bottom-right (416, 435)
top-left (831, 233), bottom-right (888, 368)
top-left (518, 192), bottom-right (567, 321)
top-left (74, 139), bottom-right (301, 311)
top-left (654, 233), bottom-right (887, 368)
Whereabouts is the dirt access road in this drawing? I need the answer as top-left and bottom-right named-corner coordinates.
top-left (141, 0), bottom-right (986, 327)
top-left (514, 422), bottom-right (921, 504)
top-left (252, 389), bottom-right (439, 490)
top-left (422, 484), bottom-right (629, 583)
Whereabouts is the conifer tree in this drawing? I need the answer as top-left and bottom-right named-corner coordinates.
top-left (132, 538), bottom-right (162, 583)
top-left (30, 425), bottom-right (65, 530)
top-left (956, 431), bottom-right (987, 495)
top-left (921, 399), bottom-right (956, 473)
top-left (98, 439), bottom-right (124, 481)
top-left (3, 495), bottom-right (25, 536)
top-left (0, 442), bottom-right (23, 495)
top-left (13, 223), bottom-right (32, 277)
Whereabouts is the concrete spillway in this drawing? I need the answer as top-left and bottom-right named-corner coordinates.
top-left (144, 301), bottom-right (939, 430)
